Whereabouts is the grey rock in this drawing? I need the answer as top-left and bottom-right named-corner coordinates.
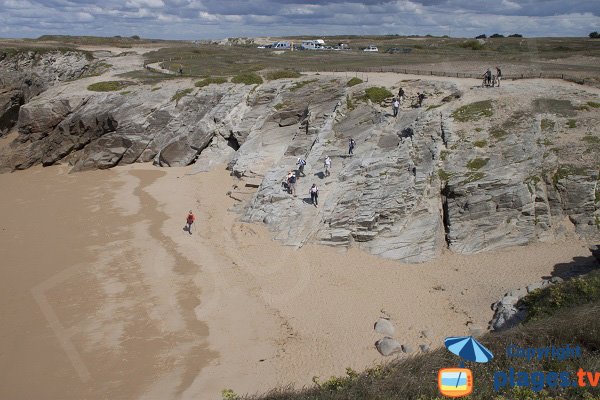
top-left (468, 325), bottom-right (485, 337)
top-left (158, 138), bottom-right (198, 167)
top-left (374, 318), bottom-right (395, 336)
top-left (491, 304), bottom-right (527, 331)
top-left (0, 88), bottom-right (23, 136)
top-left (507, 287), bottom-right (528, 298)
top-left (375, 337), bottom-right (402, 356)
top-left (526, 282), bottom-right (544, 293)
top-left (419, 344), bottom-right (431, 352)
top-left (401, 344), bottom-right (414, 354)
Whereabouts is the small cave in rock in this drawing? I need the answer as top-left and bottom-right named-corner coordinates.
top-left (227, 134), bottom-right (240, 151)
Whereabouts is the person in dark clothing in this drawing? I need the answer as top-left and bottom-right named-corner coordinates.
top-left (348, 138), bottom-right (356, 155)
top-left (309, 184), bottom-right (319, 207)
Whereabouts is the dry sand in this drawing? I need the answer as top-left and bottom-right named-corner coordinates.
top-left (0, 161), bottom-right (595, 399)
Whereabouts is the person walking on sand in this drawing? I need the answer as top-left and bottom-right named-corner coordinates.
top-left (186, 210), bottom-right (195, 234)
top-left (392, 97), bottom-right (400, 117)
top-left (297, 157), bottom-right (307, 177)
top-left (324, 155), bottom-right (332, 177)
top-left (495, 66), bottom-right (502, 87)
top-left (310, 184), bottom-right (319, 207)
top-left (348, 138), bottom-right (356, 155)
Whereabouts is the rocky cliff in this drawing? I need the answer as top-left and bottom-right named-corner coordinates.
top-left (0, 50), bottom-right (598, 262)
top-left (0, 49), bottom-right (95, 137)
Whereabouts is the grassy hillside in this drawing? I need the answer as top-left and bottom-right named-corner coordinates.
top-left (240, 270), bottom-right (600, 400)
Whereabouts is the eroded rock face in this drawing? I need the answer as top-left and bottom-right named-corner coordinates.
top-left (0, 68), bottom-right (598, 263)
top-left (0, 88), bottom-right (24, 136)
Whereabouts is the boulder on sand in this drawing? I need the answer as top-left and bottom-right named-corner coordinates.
top-left (374, 318), bottom-right (395, 336)
top-left (375, 337), bottom-right (402, 356)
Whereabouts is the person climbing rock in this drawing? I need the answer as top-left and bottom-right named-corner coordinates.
top-left (288, 171), bottom-right (297, 196)
top-left (398, 87), bottom-right (405, 103)
top-left (297, 158), bottom-right (307, 177)
top-left (324, 155), bottom-right (332, 177)
top-left (348, 138), bottom-right (356, 155)
top-left (310, 184), bottom-right (319, 207)
top-left (186, 210), bottom-right (195, 234)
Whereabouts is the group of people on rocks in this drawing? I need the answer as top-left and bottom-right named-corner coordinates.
top-left (483, 66), bottom-right (502, 87)
top-left (389, 87), bottom-right (427, 117)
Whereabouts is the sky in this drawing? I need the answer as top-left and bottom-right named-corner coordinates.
top-left (0, 0), bottom-right (598, 39)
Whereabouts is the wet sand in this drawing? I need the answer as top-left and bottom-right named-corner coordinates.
top-left (0, 164), bottom-right (595, 399)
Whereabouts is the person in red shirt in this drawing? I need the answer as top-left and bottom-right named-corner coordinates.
top-left (186, 210), bottom-right (196, 234)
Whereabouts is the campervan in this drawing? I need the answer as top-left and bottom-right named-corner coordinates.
top-left (301, 39), bottom-right (325, 50)
top-left (272, 41), bottom-right (291, 49)
top-left (363, 45), bottom-right (379, 52)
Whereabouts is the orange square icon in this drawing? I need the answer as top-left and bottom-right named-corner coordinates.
top-left (438, 367), bottom-right (473, 397)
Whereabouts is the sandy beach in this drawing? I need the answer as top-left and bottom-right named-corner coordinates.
top-left (0, 162), bottom-right (595, 399)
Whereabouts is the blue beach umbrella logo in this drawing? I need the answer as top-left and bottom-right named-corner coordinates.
top-left (444, 336), bottom-right (494, 363)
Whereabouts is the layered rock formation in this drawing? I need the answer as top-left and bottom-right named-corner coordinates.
top-left (1, 50), bottom-right (598, 262)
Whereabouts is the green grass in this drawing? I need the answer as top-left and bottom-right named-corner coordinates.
top-left (231, 72), bottom-right (263, 85)
top-left (438, 169), bottom-right (452, 181)
top-left (457, 40), bottom-right (484, 50)
top-left (362, 87), bottom-right (393, 104)
top-left (451, 100), bottom-right (493, 122)
top-left (274, 102), bottom-right (287, 110)
top-left (265, 70), bottom-right (302, 80)
top-left (346, 95), bottom-right (355, 111)
top-left (463, 171), bottom-right (485, 183)
top-left (533, 98), bottom-right (576, 117)
top-left (586, 101), bottom-right (600, 108)
top-left (466, 157), bottom-right (489, 170)
top-left (171, 88), bottom-right (194, 104)
top-left (541, 118), bottom-right (555, 131)
top-left (521, 270), bottom-right (600, 322)
top-left (490, 126), bottom-right (509, 140)
top-left (552, 164), bottom-right (589, 185)
top-left (567, 119), bottom-right (577, 128)
top-left (473, 140), bottom-right (487, 148)
top-left (87, 81), bottom-right (134, 92)
top-left (195, 76), bottom-right (228, 87)
top-left (347, 77), bottom-right (363, 87)
top-left (290, 79), bottom-right (318, 91)
top-left (581, 135), bottom-right (600, 145)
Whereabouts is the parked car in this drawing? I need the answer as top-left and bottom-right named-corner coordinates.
top-left (363, 45), bottom-right (379, 52)
top-left (272, 41), bottom-right (291, 49)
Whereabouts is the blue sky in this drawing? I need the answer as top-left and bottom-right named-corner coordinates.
top-left (0, 0), bottom-right (598, 39)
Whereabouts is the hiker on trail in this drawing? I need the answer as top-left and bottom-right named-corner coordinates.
top-left (310, 184), bottom-right (319, 207)
top-left (186, 210), bottom-right (195, 234)
top-left (392, 97), bottom-right (400, 117)
top-left (324, 156), bottom-right (332, 177)
top-left (287, 171), bottom-right (297, 196)
top-left (297, 158), bottom-right (307, 177)
top-left (398, 87), bottom-right (405, 103)
top-left (179, 66), bottom-right (184, 75)
top-left (348, 138), bottom-right (356, 155)
top-left (495, 66), bottom-right (502, 87)
top-left (417, 92), bottom-right (425, 108)
top-left (483, 68), bottom-right (492, 86)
